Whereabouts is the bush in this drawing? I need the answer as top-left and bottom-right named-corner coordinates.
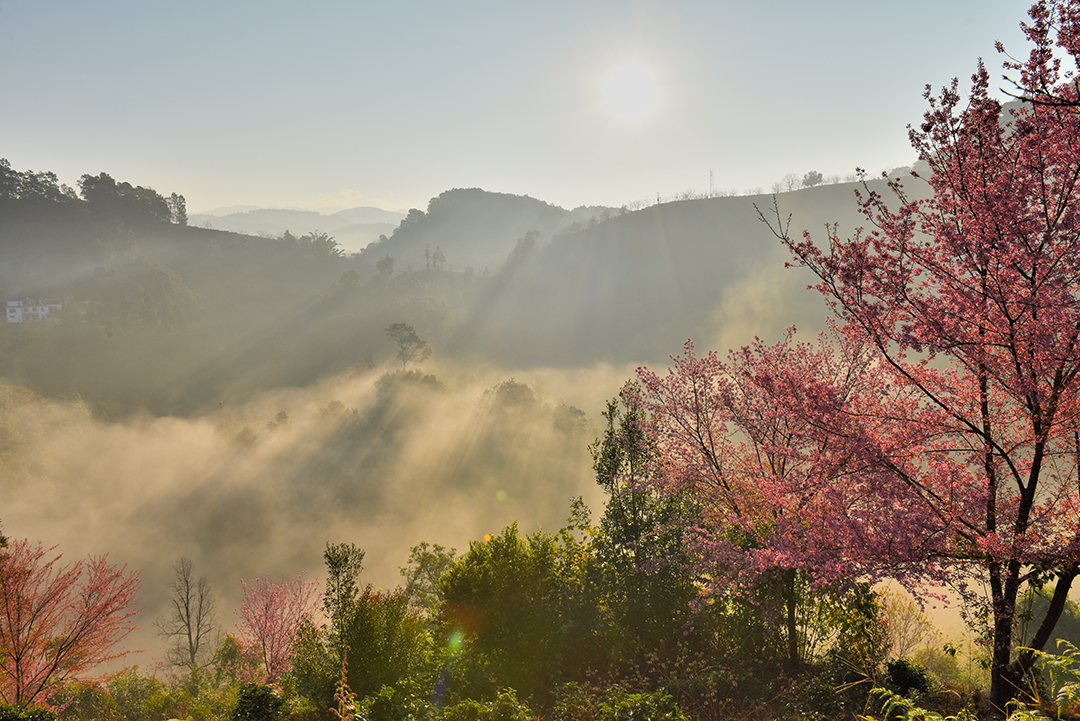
top-left (436, 691), bottom-right (531, 721)
top-left (440, 698), bottom-right (484, 721)
top-left (364, 686), bottom-right (409, 721)
top-left (357, 683), bottom-right (436, 721)
top-left (485, 690), bottom-right (530, 721)
top-left (51, 679), bottom-right (117, 721)
top-left (0, 704), bottom-right (56, 721)
top-left (233, 684), bottom-right (283, 721)
top-left (596, 688), bottom-right (686, 721)
top-left (553, 685), bottom-right (686, 721)
top-left (887, 657), bottom-right (933, 697)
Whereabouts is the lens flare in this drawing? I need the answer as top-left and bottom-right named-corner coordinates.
top-left (447, 628), bottom-right (465, 651)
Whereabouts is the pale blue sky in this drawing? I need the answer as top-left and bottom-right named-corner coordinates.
top-left (1, 0), bottom-right (1034, 213)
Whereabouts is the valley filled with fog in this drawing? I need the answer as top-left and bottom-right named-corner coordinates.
top-left (0, 164), bottom-right (895, 662)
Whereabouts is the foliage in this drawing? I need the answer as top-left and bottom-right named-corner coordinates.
top-left (376, 255), bottom-right (394, 278)
top-left (1016, 585), bottom-right (1080, 651)
top-left (399, 543), bottom-right (457, 620)
top-left (295, 548), bottom-right (431, 719)
top-left (292, 620), bottom-right (339, 717)
top-left (357, 683), bottom-right (436, 721)
top-left (628, 0), bottom-right (1080, 709)
top-left (49, 678), bottom-right (116, 721)
top-left (232, 684), bottom-right (283, 721)
top-left (860, 687), bottom-right (980, 721)
top-left (880, 589), bottom-right (935, 660)
top-left (553, 684), bottom-right (686, 721)
top-left (479, 379), bottom-right (536, 410)
top-left (374, 371), bottom-right (445, 400)
top-left (0, 703), bottom-right (55, 721)
top-left (213, 634), bottom-right (262, 687)
top-left (384, 323), bottom-right (432, 369)
top-left (588, 389), bottom-right (701, 675)
top-left (78, 172), bottom-right (171, 228)
top-left (105, 668), bottom-right (174, 721)
top-left (0, 539), bottom-right (139, 707)
top-left (337, 588), bottom-right (431, 701)
top-left (438, 521), bottom-right (591, 705)
top-left (73, 664), bottom-right (244, 721)
top-left (322, 543), bottom-right (365, 657)
top-left (1010, 640), bottom-right (1080, 719)
top-left (887, 658), bottom-right (934, 698)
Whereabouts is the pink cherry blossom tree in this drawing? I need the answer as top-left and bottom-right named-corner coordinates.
top-left (638, 0), bottom-right (1080, 708)
top-left (236, 572), bottom-right (321, 685)
top-left (0, 539), bottom-right (140, 708)
top-left (635, 329), bottom-right (946, 668)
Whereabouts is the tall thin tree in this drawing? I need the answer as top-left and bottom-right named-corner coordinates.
top-left (156, 557), bottom-right (216, 670)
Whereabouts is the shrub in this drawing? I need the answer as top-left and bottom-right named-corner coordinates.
top-left (233, 684), bottom-right (283, 721)
top-left (435, 690), bottom-right (531, 721)
top-left (553, 685), bottom-right (686, 721)
top-left (440, 698), bottom-right (484, 721)
top-left (357, 683), bottom-right (435, 721)
top-left (596, 688), bottom-right (686, 721)
top-left (0, 704), bottom-right (56, 721)
top-left (485, 690), bottom-right (530, 721)
top-left (887, 657), bottom-right (933, 697)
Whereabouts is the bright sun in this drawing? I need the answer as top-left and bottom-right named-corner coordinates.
top-left (600, 62), bottom-right (659, 125)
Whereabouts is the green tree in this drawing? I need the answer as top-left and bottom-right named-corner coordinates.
top-left (168, 193), bottom-right (187, 225)
top-left (338, 588), bottom-right (431, 700)
top-left (399, 542), bottom-right (457, 619)
top-left (385, 323), bottom-right (432, 369)
top-left (440, 524), bottom-right (562, 702)
top-left (437, 515), bottom-right (604, 706)
top-left (376, 254), bottom-right (394, 278)
top-left (590, 389), bottom-right (700, 676)
top-left (300, 231), bottom-right (343, 258)
top-left (322, 542), bottom-right (365, 660)
top-left (78, 172), bottom-right (170, 227)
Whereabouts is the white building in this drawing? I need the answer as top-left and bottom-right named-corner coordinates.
top-left (6, 298), bottom-right (66, 323)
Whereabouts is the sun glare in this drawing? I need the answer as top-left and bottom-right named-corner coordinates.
top-left (600, 62), bottom-right (660, 125)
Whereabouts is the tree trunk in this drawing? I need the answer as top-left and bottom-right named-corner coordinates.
top-left (989, 560), bottom-right (1023, 712)
top-left (785, 569), bottom-right (800, 672)
top-left (1013, 566), bottom-right (1079, 686)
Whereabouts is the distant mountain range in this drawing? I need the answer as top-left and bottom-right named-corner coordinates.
top-left (187, 206), bottom-right (407, 254)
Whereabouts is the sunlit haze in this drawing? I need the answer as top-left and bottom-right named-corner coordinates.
top-left (0, 0), bottom-right (1052, 683)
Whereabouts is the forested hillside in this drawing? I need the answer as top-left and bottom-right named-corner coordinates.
top-left (0, 158), bottom-right (892, 417)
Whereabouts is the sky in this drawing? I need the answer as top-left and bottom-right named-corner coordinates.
top-left (1, 0), bottom-right (1036, 215)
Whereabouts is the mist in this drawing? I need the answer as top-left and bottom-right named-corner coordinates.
top-left (0, 359), bottom-right (642, 666)
top-left (0, 162), bottom-right (923, 671)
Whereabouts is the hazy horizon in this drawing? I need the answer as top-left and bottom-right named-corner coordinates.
top-left (2, 1), bottom-right (1032, 215)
